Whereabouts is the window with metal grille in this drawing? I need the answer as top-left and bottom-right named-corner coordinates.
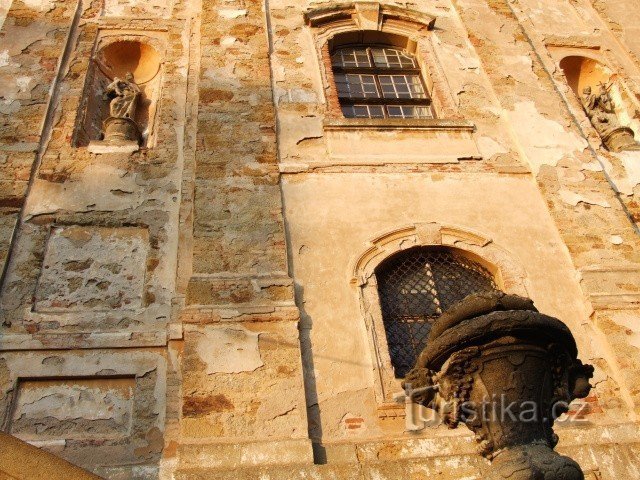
top-left (375, 247), bottom-right (499, 378)
top-left (331, 46), bottom-right (433, 119)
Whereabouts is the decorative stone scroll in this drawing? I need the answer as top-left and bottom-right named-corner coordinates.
top-left (405, 292), bottom-right (594, 479)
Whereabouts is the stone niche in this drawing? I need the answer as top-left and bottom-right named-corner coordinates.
top-left (559, 55), bottom-right (640, 152)
top-left (73, 35), bottom-right (163, 151)
top-left (34, 226), bottom-right (149, 312)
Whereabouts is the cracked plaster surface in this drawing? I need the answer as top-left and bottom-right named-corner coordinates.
top-left (195, 326), bottom-right (263, 374)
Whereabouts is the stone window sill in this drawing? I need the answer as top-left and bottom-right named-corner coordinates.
top-left (323, 117), bottom-right (475, 132)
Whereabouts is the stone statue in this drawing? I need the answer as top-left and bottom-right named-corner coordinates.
top-left (404, 292), bottom-right (594, 479)
top-left (103, 72), bottom-right (140, 119)
top-left (96, 71), bottom-right (142, 148)
top-left (581, 83), bottom-right (640, 152)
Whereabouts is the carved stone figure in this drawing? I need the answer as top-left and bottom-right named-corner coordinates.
top-left (581, 84), bottom-right (640, 152)
top-left (99, 72), bottom-right (141, 147)
top-left (104, 72), bottom-right (140, 119)
top-left (404, 292), bottom-right (594, 479)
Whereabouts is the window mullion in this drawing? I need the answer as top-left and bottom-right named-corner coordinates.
top-left (372, 74), bottom-right (387, 118)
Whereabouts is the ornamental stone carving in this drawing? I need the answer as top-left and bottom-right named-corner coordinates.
top-left (404, 292), bottom-right (594, 479)
top-left (100, 72), bottom-right (142, 146)
top-left (581, 84), bottom-right (640, 152)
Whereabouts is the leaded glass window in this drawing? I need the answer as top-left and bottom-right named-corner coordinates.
top-left (331, 46), bottom-right (433, 119)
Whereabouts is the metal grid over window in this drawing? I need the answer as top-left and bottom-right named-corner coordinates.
top-left (331, 46), bottom-right (433, 119)
top-left (375, 248), bottom-right (499, 378)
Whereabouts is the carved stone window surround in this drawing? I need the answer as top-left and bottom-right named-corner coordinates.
top-left (304, 3), bottom-right (481, 165)
top-left (305, 3), bottom-right (461, 122)
top-left (349, 223), bottom-right (529, 406)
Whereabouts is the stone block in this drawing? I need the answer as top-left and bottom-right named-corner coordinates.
top-left (34, 226), bottom-right (149, 312)
top-left (9, 377), bottom-right (135, 440)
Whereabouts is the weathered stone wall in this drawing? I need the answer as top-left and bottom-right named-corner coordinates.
top-left (269, 0), bottom-right (640, 478)
top-left (1, 0), bottom-right (640, 479)
top-left (0, 0), bottom-right (198, 476)
top-left (173, 0), bottom-right (312, 474)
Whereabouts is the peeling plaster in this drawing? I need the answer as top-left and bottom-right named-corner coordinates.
top-left (195, 326), bottom-right (263, 374)
top-left (12, 383), bottom-right (132, 431)
top-left (559, 189), bottom-right (611, 208)
top-left (0, 49), bottom-right (9, 67)
top-left (21, 0), bottom-right (54, 11)
top-left (509, 101), bottom-right (588, 174)
top-left (609, 235), bottom-right (623, 245)
top-left (608, 313), bottom-right (640, 349)
top-left (23, 163), bottom-right (165, 217)
top-left (503, 55), bottom-right (537, 84)
top-left (218, 9), bottom-right (246, 19)
top-left (220, 36), bottom-right (236, 47)
top-left (619, 151), bottom-right (640, 194)
top-left (476, 136), bottom-right (508, 159)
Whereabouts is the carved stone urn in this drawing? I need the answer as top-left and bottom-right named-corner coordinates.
top-left (404, 292), bottom-right (594, 480)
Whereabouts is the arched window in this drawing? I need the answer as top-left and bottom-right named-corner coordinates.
top-left (331, 43), bottom-right (433, 119)
top-left (375, 247), bottom-right (498, 377)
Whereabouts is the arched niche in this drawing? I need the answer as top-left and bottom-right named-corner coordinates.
top-left (559, 55), bottom-right (640, 150)
top-left (74, 38), bottom-right (163, 148)
top-left (559, 55), bottom-right (611, 97)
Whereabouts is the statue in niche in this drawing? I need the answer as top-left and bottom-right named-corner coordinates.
top-left (581, 83), bottom-right (640, 152)
top-left (96, 71), bottom-right (142, 149)
top-left (103, 72), bottom-right (140, 119)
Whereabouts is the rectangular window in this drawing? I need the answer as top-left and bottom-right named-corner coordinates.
top-left (378, 75), bottom-right (426, 99)
top-left (331, 46), bottom-right (433, 120)
top-left (334, 74), bottom-right (380, 99)
top-left (387, 105), bottom-right (433, 119)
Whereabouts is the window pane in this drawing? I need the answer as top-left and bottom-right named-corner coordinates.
top-left (335, 74), bottom-right (380, 99)
top-left (371, 48), bottom-right (417, 68)
top-left (368, 105), bottom-right (385, 118)
top-left (387, 106), bottom-right (403, 117)
top-left (331, 47), bottom-right (372, 68)
top-left (342, 104), bottom-right (386, 119)
top-left (385, 105), bottom-right (433, 119)
top-left (378, 75), bottom-right (426, 99)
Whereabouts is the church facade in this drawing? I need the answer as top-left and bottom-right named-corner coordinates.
top-left (0, 0), bottom-right (640, 478)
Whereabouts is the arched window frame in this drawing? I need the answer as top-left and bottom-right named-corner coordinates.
top-left (350, 223), bottom-right (529, 407)
top-left (304, 3), bottom-right (460, 121)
